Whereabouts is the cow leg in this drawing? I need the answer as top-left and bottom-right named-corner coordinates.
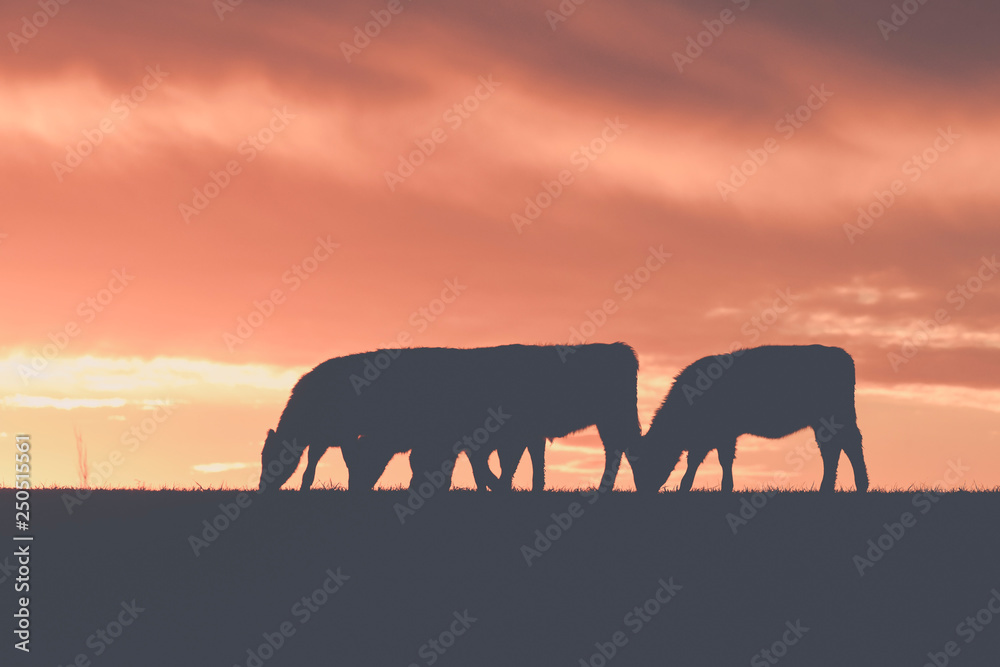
top-left (818, 447), bottom-right (841, 492)
top-left (598, 449), bottom-right (622, 493)
top-left (527, 437), bottom-right (546, 493)
top-left (344, 436), bottom-right (399, 492)
top-left (816, 424), bottom-right (843, 492)
top-left (837, 423), bottom-right (868, 492)
top-left (408, 447), bottom-right (432, 492)
top-left (494, 446), bottom-right (518, 492)
top-left (408, 446), bottom-right (456, 494)
top-left (300, 444), bottom-right (326, 491)
top-left (717, 443), bottom-right (737, 493)
top-left (468, 447), bottom-right (501, 493)
top-left (678, 448), bottom-right (708, 492)
top-left (597, 417), bottom-right (641, 493)
top-left (493, 438), bottom-right (536, 493)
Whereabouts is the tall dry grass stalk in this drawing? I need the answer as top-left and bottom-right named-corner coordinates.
top-left (74, 426), bottom-right (89, 488)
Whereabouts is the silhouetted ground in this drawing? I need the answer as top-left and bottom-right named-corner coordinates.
top-left (6, 488), bottom-right (1000, 666)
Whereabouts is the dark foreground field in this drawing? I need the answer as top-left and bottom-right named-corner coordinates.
top-left (5, 488), bottom-right (1000, 666)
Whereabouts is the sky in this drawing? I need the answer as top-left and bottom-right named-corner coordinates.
top-left (1, 0), bottom-right (997, 492)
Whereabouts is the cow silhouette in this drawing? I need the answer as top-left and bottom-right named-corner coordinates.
top-left (258, 343), bottom-right (641, 493)
top-left (633, 345), bottom-right (869, 494)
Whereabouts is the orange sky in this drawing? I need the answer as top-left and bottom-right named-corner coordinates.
top-left (1, 0), bottom-right (997, 492)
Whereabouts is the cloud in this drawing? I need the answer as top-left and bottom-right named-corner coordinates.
top-left (0, 354), bottom-right (307, 397)
top-left (193, 462), bottom-right (257, 473)
top-left (2, 395), bottom-right (128, 410)
top-left (547, 442), bottom-right (606, 456)
top-left (858, 383), bottom-right (1000, 414)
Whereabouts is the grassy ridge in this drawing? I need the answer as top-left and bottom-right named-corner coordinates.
top-left (7, 489), bottom-right (1000, 666)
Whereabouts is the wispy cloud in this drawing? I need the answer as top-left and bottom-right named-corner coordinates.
top-left (2, 395), bottom-right (127, 410)
top-left (193, 462), bottom-right (258, 473)
top-left (859, 383), bottom-right (1000, 413)
top-left (1, 394), bottom-right (174, 410)
top-left (0, 354), bottom-right (308, 396)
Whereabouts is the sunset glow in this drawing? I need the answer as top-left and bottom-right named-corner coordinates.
top-left (2, 0), bottom-right (997, 492)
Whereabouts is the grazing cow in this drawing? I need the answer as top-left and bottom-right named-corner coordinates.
top-left (258, 343), bottom-right (641, 493)
top-left (632, 345), bottom-right (868, 494)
